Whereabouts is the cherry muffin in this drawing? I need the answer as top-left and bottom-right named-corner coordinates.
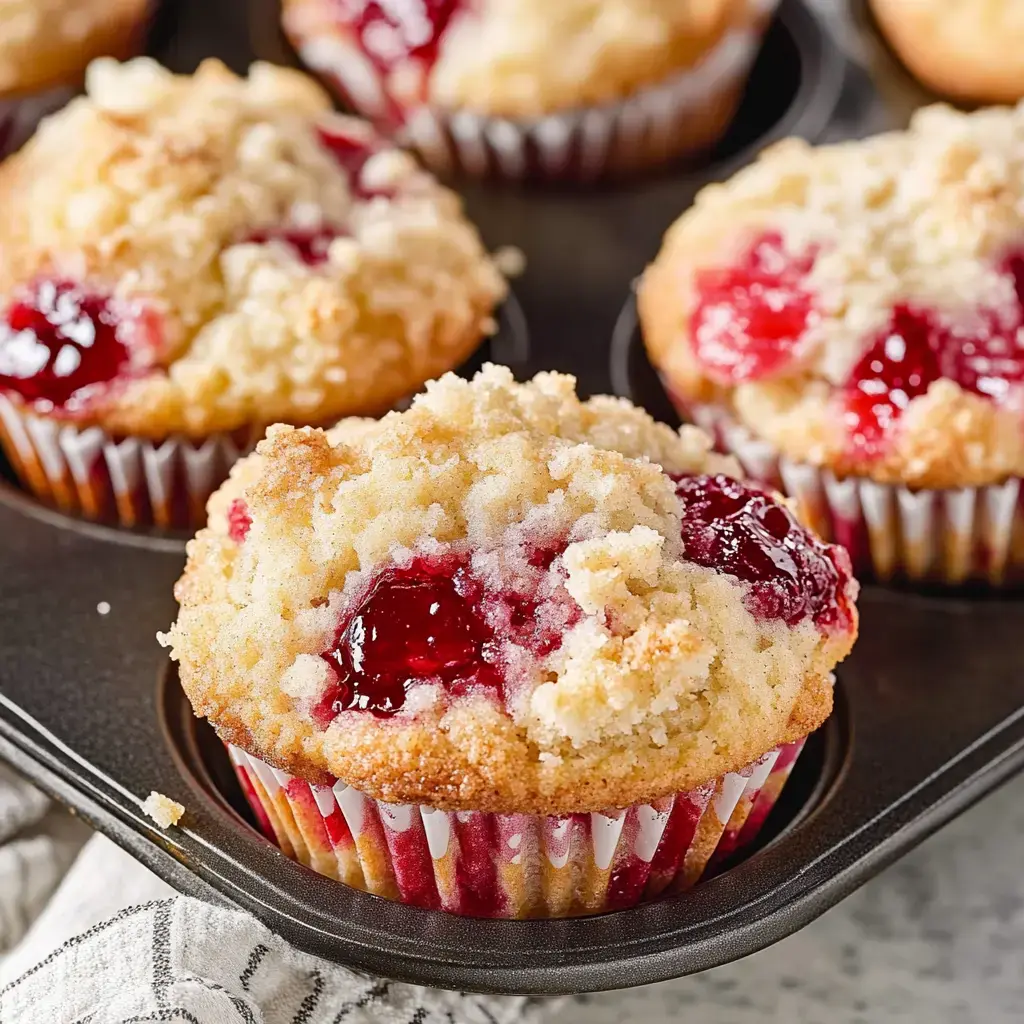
top-left (871, 0), bottom-right (1024, 105)
top-left (0, 57), bottom-right (507, 528)
top-left (0, 0), bottom-right (150, 156)
top-left (640, 102), bottom-right (1024, 584)
top-left (281, 0), bottom-right (780, 181)
top-left (159, 365), bottom-right (858, 918)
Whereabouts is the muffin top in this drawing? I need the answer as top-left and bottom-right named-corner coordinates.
top-left (0, 0), bottom-right (146, 97)
top-left (282, 0), bottom-right (758, 120)
top-left (871, 0), bottom-right (1024, 105)
top-left (161, 365), bottom-right (858, 814)
top-left (0, 57), bottom-right (506, 439)
top-left (641, 102), bottom-right (1024, 490)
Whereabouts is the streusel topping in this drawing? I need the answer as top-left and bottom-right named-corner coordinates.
top-left (0, 57), bottom-right (506, 437)
top-left (641, 102), bottom-right (1024, 489)
top-left (162, 366), bottom-right (857, 813)
top-left (283, 0), bottom-right (753, 120)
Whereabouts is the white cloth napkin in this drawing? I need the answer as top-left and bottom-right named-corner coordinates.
top-left (0, 768), bottom-right (542, 1024)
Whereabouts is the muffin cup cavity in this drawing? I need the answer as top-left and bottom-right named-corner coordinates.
top-left (289, 3), bottom-right (780, 182)
top-left (226, 738), bottom-right (806, 919)
top-left (0, 396), bottom-right (257, 529)
top-left (676, 396), bottom-right (1024, 587)
top-left (0, 86), bottom-right (77, 160)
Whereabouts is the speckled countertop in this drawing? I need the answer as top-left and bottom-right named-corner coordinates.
top-left (532, 782), bottom-right (1024, 1022)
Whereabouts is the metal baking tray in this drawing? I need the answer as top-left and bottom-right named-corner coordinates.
top-left (3, 0), bottom-right (1021, 997)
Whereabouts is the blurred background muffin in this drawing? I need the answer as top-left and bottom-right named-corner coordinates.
top-left (870, 0), bottom-right (1024, 106)
top-left (0, 0), bottom-right (151, 155)
top-left (281, 0), bottom-right (782, 181)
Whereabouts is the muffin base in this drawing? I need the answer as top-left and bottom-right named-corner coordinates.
top-left (0, 396), bottom-right (256, 529)
top-left (227, 739), bottom-right (805, 919)
top-left (675, 395), bottom-right (1024, 586)
top-left (289, 6), bottom-right (779, 181)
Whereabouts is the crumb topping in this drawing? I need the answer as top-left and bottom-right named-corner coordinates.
top-left (0, 57), bottom-right (506, 436)
top-left (142, 791), bottom-right (184, 829)
top-left (162, 366), bottom-right (857, 812)
top-left (641, 102), bottom-right (1024, 488)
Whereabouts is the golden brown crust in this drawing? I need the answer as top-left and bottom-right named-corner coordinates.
top-left (871, 0), bottom-right (1024, 105)
top-left (283, 0), bottom-right (764, 119)
top-left (161, 367), bottom-right (857, 814)
top-left (0, 0), bottom-right (147, 97)
top-left (0, 58), bottom-right (506, 439)
top-left (640, 108), bottom-right (1024, 491)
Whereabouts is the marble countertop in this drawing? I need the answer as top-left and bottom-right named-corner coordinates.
top-left (537, 781), bottom-right (1024, 1023)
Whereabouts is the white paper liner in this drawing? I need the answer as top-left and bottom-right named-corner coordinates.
top-left (681, 399), bottom-right (1024, 585)
top-left (0, 395), bottom-right (255, 529)
top-left (226, 738), bottom-right (805, 919)
top-left (289, 2), bottom-right (780, 181)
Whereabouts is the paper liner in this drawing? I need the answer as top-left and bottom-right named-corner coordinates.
top-left (672, 394), bottom-right (1024, 586)
top-left (289, 1), bottom-right (779, 181)
top-left (0, 396), bottom-right (257, 529)
top-left (226, 738), bottom-right (805, 919)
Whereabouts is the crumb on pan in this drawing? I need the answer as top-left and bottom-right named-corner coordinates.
top-left (143, 791), bottom-right (185, 829)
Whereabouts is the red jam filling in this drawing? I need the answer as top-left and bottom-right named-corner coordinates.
top-left (313, 547), bottom-right (577, 721)
top-left (672, 473), bottom-right (852, 630)
top-left (691, 231), bottom-right (817, 385)
top-left (0, 280), bottom-right (149, 412)
top-left (316, 125), bottom-right (391, 200)
top-left (691, 235), bottom-right (1024, 458)
top-left (227, 499), bottom-right (252, 543)
top-left (244, 227), bottom-right (344, 266)
top-left (842, 252), bottom-right (1024, 457)
top-left (335, 0), bottom-right (464, 76)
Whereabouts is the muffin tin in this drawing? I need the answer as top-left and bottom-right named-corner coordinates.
top-left (1, 0), bottom-right (1022, 998)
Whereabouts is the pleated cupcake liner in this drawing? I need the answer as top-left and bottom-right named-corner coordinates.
top-left (674, 394), bottom-right (1024, 586)
top-left (288, 1), bottom-right (779, 182)
top-left (0, 396), bottom-right (258, 529)
top-left (226, 737), bottom-right (805, 919)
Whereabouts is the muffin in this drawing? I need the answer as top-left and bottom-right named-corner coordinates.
top-left (871, 0), bottom-right (1024, 105)
top-left (159, 365), bottom-right (858, 918)
top-left (0, 57), bottom-right (507, 528)
top-left (640, 102), bottom-right (1024, 584)
top-left (281, 0), bottom-right (780, 181)
top-left (0, 0), bottom-right (150, 156)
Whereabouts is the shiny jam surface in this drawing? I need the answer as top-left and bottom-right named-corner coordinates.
top-left (842, 252), bottom-right (1024, 457)
top-left (672, 473), bottom-right (852, 630)
top-left (691, 231), bottom-right (817, 384)
top-left (227, 499), bottom-right (252, 543)
top-left (315, 125), bottom-right (392, 200)
top-left (314, 549), bottom-right (576, 721)
top-left (0, 280), bottom-right (140, 412)
top-left (336, 0), bottom-right (464, 73)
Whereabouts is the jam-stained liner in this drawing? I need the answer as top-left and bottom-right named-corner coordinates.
top-left (226, 738), bottom-right (805, 919)
top-left (676, 396), bottom-right (1024, 586)
top-left (288, 4), bottom-right (780, 182)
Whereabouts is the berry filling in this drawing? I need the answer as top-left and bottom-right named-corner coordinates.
top-left (314, 548), bottom-right (577, 721)
top-left (842, 251), bottom-right (1024, 457)
top-left (227, 499), bottom-right (252, 543)
top-left (335, 0), bottom-right (464, 77)
top-left (244, 227), bottom-right (344, 266)
top-left (0, 279), bottom-right (154, 412)
top-left (691, 231), bottom-right (817, 385)
top-left (316, 125), bottom-right (391, 200)
top-left (672, 473), bottom-right (853, 630)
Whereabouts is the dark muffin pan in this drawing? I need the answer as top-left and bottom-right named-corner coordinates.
top-left (1, 0), bottom-right (1021, 997)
